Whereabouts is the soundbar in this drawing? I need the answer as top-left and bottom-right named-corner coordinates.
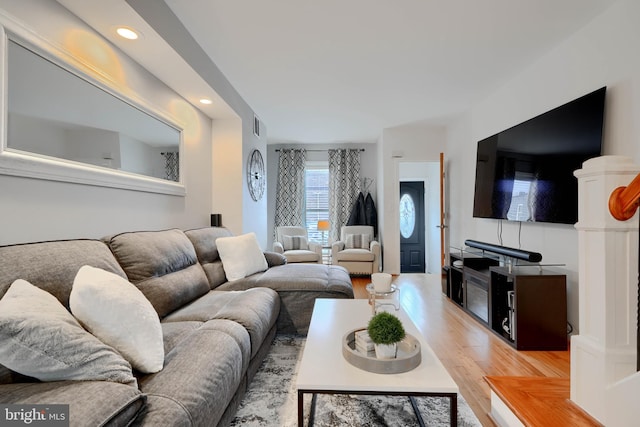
top-left (464, 240), bottom-right (542, 263)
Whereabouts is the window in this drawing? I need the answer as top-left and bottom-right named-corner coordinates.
top-left (507, 171), bottom-right (533, 221)
top-left (305, 161), bottom-right (329, 243)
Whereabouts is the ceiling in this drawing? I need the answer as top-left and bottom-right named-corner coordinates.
top-left (60, 0), bottom-right (618, 144)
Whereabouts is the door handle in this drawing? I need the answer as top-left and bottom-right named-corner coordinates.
top-left (436, 225), bottom-right (448, 229)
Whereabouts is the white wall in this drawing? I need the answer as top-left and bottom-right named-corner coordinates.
top-left (379, 124), bottom-right (446, 273)
top-left (399, 162), bottom-right (440, 274)
top-left (0, 0), bottom-right (214, 244)
top-left (242, 122), bottom-right (267, 245)
top-left (212, 117), bottom-right (243, 235)
top-left (446, 0), bottom-right (640, 334)
top-left (127, 0), bottom-right (267, 247)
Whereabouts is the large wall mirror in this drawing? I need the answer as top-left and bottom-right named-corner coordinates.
top-left (0, 20), bottom-right (185, 196)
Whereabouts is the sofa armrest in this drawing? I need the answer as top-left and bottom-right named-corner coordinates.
top-left (272, 242), bottom-right (284, 254)
top-left (0, 381), bottom-right (146, 426)
top-left (370, 240), bottom-right (381, 272)
top-left (264, 251), bottom-right (287, 267)
top-left (308, 241), bottom-right (322, 256)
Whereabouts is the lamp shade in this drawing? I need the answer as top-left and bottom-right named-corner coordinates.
top-left (317, 220), bottom-right (330, 231)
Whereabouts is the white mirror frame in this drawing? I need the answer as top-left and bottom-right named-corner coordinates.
top-left (0, 14), bottom-right (186, 196)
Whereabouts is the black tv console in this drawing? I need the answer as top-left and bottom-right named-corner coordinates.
top-left (446, 241), bottom-right (567, 351)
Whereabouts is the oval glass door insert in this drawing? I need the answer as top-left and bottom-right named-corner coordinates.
top-left (400, 193), bottom-right (416, 238)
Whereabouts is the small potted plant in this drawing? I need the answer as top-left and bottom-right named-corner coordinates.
top-left (367, 311), bottom-right (406, 359)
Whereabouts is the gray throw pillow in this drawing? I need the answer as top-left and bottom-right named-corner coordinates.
top-left (283, 235), bottom-right (308, 251)
top-left (0, 279), bottom-right (137, 386)
top-left (264, 251), bottom-right (287, 267)
top-left (345, 233), bottom-right (371, 249)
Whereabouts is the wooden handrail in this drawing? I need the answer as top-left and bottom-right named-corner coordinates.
top-left (609, 172), bottom-right (640, 220)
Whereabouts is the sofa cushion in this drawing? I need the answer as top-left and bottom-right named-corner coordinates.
top-left (0, 380), bottom-right (145, 427)
top-left (218, 263), bottom-right (354, 334)
top-left (216, 233), bottom-right (268, 281)
top-left (162, 289), bottom-right (279, 358)
top-left (280, 249), bottom-right (319, 263)
top-left (336, 248), bottom-right (376, 262)
top-left (223, 263), bottom-right (353, 294)
top-left (70, 266), bottom-right (164, 374)
top-left (106, 229), bottom-right (210, 318)
top-left (0, 279), bottom-right (137, 386)
top-left (161, 321), bottom-right (202, 355)
top-left (137, 321), bottom-right (252, 427)
top-left (0, 239), bottom-right (126, 307)
top-left (184, 227), bottom-right (234, 289)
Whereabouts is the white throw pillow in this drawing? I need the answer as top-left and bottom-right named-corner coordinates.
top-left (0, 279), bottom-right (137, 386)
top-left (216, 232), bottom-right (268, 281)
top-left (282, 235), bottom-right (308, 251)
top-left (70, 265), bottom-right (164, 374)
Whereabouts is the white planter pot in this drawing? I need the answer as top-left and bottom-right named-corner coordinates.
top-left (374, 343), bottom-right (397, 359)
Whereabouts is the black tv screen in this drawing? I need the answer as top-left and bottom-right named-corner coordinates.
top-left (472, 87), bottom-right (606, 225)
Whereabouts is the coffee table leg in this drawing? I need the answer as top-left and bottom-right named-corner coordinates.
top-left (308, 393), bottom-right (317, 426)
top-left (297, 390), bottom-right (304, 426)
top-left (451, 394), bottom-right (458, 427)
top-left (409, 396), bottom-right (426, 427)
top-left (410, 395), bottom-right (457, 427)
top-left (297, 391), bottom-right (318, 427)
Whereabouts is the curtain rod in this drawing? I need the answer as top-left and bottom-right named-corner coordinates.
top-left (274, 148), bottom-right (365, 152)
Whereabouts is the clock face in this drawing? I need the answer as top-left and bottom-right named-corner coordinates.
top-left (247, 149), bottom-right (265, 201)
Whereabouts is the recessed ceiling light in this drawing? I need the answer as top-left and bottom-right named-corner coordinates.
top-left (199, 98), bottom-right (213, 105)
top-left (116, 27), bottom-right (139, 40)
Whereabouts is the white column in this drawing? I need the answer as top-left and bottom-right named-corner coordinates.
top-left (572, 155), bottom-right (639, 424)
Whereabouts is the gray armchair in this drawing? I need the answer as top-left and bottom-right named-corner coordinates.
top-left (332, 225), bottom-right (380, 275)
top-left (273, 226), bottom-right (322, 264)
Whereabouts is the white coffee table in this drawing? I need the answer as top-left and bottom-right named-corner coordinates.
top-left (296, 299), bottom-right (459, 426)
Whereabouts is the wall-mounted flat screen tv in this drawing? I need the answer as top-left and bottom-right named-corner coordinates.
top-left (472, 87), bottom-right (606, 225)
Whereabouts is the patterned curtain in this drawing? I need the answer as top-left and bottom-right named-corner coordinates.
top-left (162, 151), bottom-right (179, 182)
top-left (328, 149), bottom-right (361, 242)
top-left (274, 149), bottom-right (307, 236)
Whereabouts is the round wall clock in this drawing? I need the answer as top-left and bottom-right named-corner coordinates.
top-left (247, 149), bottom-right (265, 201)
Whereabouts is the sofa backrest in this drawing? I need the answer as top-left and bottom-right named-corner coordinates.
top-left (0, 239), bottom-right (126, 308)
top-left (340, 225), bottom-right (375, 242)
top-left (0, 239), bottom-right (127, 384)
top-left (276, 226), bottom-right (309, 242)
top-left (105, 229), bottom-right (210, 318)
top-left (184, 227), bottom-right (233, 289)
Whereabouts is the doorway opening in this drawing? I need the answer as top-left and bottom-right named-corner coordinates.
top-left (399, 161), bottom-right (441, 274)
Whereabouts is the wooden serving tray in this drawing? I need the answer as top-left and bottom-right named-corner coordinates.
top-left (342, 328), bottom-right (421, 374)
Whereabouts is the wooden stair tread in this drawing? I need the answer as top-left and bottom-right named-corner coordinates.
top-left (485, 376), bottom-right (603, 426)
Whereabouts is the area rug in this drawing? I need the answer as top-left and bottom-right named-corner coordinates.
top-left (230, 335), bottom-right (482, 426)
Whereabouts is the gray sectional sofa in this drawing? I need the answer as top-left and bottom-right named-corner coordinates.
top-left (0, 227), bottom-right (353, 426)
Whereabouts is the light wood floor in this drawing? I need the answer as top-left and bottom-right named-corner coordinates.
top-left (351, 274), bottom-right (571, 427)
